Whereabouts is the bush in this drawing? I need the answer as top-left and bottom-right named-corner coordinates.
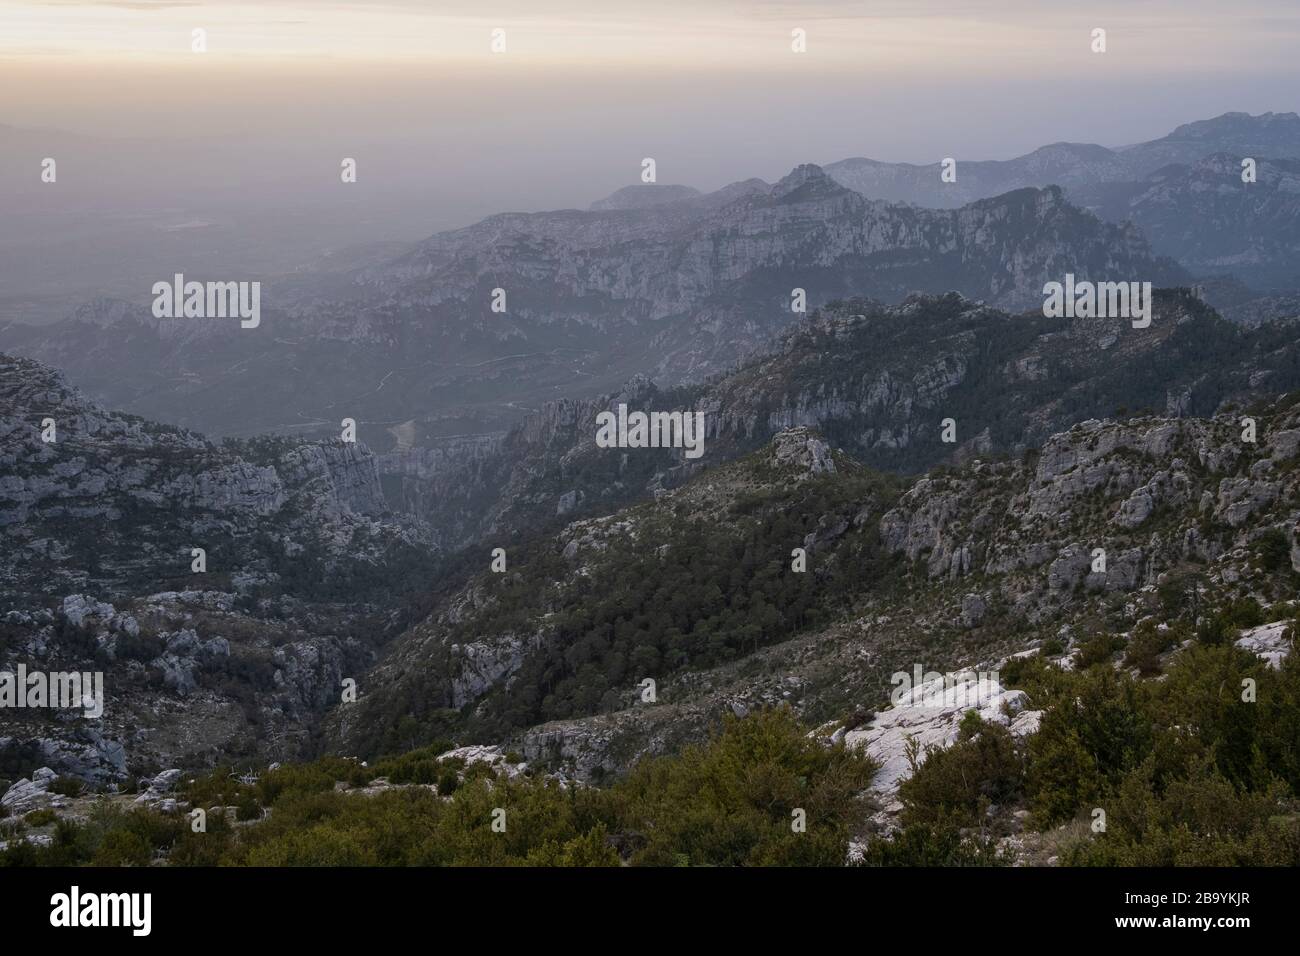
top-left (436, 770), bottom-right (459, 796)
top-left (605, 707), bottom-right (877, 866)
top-left (1196, 612), bottom-right (1234, 646)
top-left (1254, 528), bottom-right (1292, 574)
top-left (49, 777), bottom-right (84, 798)
top-left (1063, 756), bottom-right (1300, 866)
top-left (856, 824), bottom-right (1005, 866)
top-left (1223, 596), bottom-right (1265, 629)
top-left (1074, 631), bottom-right (1124, 669)
top-left (898, 716), bottom-right (1025, 831)
top-left (1123, 621), bottom-right (1178, 676)
top-left (1026, 667), bottom-right (1151, 827)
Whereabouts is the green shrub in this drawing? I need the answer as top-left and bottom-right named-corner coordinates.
top-left (856, 824), bottom-right (1005, 866)
top-left (1254, 528), bottom-right (1292, 574)
top-left (605, 707), bottom-right (877, 866)
top-left (1123, 621), bottom-right (1178, 676)
top-left (898, 716), bottom-right (1025, 831)
top-left (436, 770), bottom-right (459, 795)
top-left (1026, 667), bottom-right (1151, 827)
top-left (49, 777), bottom-right (84, 798)
top-left (1223, 596), bottom-right (1265, 629)
top-left (1196, 612), bottom-right (1234, 646)
top-left (1074, 631), bottom-right (1124, 669)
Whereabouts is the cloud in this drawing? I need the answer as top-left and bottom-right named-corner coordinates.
top-left (26, 1), bottom-right (202, 8)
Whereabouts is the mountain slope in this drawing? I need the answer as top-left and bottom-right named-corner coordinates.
top-left (373, 289), bottom-right (1300, 553)
top-left (0, 171), bottom-right (1185, 444)
top-left (1071, 154), bottom-right (1300, 290)
top-left (1116, 111), bottom-right (1300, 173)
top-left (328, 392), bottom-right (1300, 782)
top-left (824, 111), bottom-right (1300, 208)
top-left (0, 353), bottom-right (442, 781)
top-left (826, 143), bottom-right (1132, 208)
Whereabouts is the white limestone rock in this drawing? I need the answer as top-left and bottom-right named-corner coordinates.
top-left (134, 768), bottom-right (184, 806)
top-left (436, 744), bottom-right (527, 780)
top-left (1236, 620), bottom-right (1293, 669)
top-left (1, 767), bottom-right (58, 814)
top-left (843, 673), bottom-right (1043, 796)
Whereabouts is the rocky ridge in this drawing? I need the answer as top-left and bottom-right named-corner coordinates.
top-left (355, 396), bottom-right (1300, 786)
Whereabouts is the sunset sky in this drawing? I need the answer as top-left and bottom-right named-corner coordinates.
top-left (6, 0), bottom-right (1300, 68)
top-left (4, 1), bottom-right (1299, 231)
top-left (5, 0), bottom-right (1294, 65)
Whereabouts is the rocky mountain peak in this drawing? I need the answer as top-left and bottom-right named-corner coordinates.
top-left (769, 426), bottom-right (836, 478)
top-left (771, 163), bottom-right (844, 201)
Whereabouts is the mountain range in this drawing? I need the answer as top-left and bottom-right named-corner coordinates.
top-left (0, 171), bottom-right (1184, 446)
top-left (4, 110), bottom-right (1300, 868)
top-left (823, 111), bottom-right (1300, 208)
top-left (3, 112), bottom-right (1297, 457)
top-left (5, 284), bottom-right (1300, 777)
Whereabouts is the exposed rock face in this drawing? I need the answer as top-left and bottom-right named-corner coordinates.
top-left (278, 442), bottom-right (389, 518)
top-left (960, 593), bottom-right (988, 628)
top-left (878, 404), bottom-right (1300, 623)
top-left (0, 352), bottom-right (429, 597)
top-left (1, 767), bottom-right (59, 814)
top-left (0, 731), bottom-right (127, 787)
top-left (374, 433), bottom-right (505, 548)
top-left (363, 287), bottom-right (1300, 551)
top-left (842, 673), bottom-right (1041, 795)
top-left (448, 634), bottom-right (540, 709)
top-left (1072, 153), bottom-right (1300, 290)
top-left (1215, 476), bottom-right (1277, 527)
top-left (148, 629), bottom-right (231, 696)
top-left (771, 427), bottom-right (836, 478)
top-left (435, 744), bottom-right (530, 780)
top-left (1236, 621), bottom-right (1294, 669)
top-left (0, 354), bottom-right (439, 786)
top-left (134, 768), bottom-right (183, 806)
top-left (374, 167), bottom-right (1175, 328)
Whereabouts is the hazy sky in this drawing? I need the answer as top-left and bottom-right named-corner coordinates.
top-left (3, 0), bottom-right (1300, 230)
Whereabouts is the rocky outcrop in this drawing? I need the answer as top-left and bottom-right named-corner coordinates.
top-left (1, 767), bottom-right (59, 814)
top-left (1236, 621), bottom-right (1294, 669)
top-left (878, 404), bottom-right (1300, 627)
top-left (0, 356), bottom-right (439, 787)
top-left (0, 353), bottom-right (428, 597)
top-left (435, 744), bottom-right (529, 781)
top-left (448, 634), bottom-right (540, 709)
top-left (842, 673), bottom-right (1042, 796)
top-left (133, 768), bottom-right (183, 809)
top-left (770, 427), bottom-right (836, 478)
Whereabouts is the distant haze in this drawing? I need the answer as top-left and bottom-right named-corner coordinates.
top-left (2, 0), bottom-right (1299, 321)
